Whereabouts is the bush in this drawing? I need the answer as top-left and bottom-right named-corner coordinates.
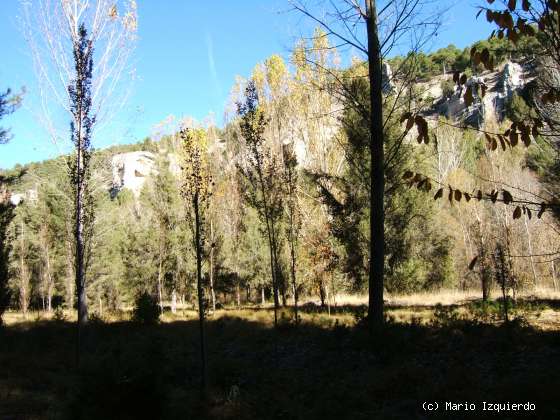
top-left (441, 79), bottom-right (456, 98)
top-left (53, 306), bottom-right (66, 323)
top-left (132, 292), bottom-right (160, 324)
top-left (505, 92), bottom-right (536, 123)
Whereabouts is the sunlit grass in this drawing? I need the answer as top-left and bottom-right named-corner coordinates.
top-left (3, 288), bottom-right (560, 330)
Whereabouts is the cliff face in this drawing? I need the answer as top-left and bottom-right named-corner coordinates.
top-left (110, 151), bottom-right (182, 197)
top-left (427, 60), bottom-right (533, 127)
top-left (111, 151), bottom-right (156, 197)
top-left (107, 60), bottom-right (535, 197)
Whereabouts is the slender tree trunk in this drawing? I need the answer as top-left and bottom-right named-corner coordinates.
top-left (270, 220), bottom-right (284, 308)
top-left (65, 237), bottom-right (74, 310)
top-left (319, 279), bottom-right (326, 308)
top-left (43, 240), bottom-right (54, 312)
top-left (326, 283), bottom-right (331, 317)
top-left (475, 212), bottom-right (490, 302)
top-left (19, 220), bottom-right (29, 319)
top-left (209, 220), bottom-right (216, 312)
top-left (289, 235), bottom-right (298, 324)
top-left (523, 217), bottom-right (538, 288)
top-left (552, 261), bottom-right (558, 291)
top-left (171, 289), bottom-right (177, 314)
top-left (194, 193), bottom-right (207, 396)
top-left (256, 166), bottom-right (279, 325)
top-left (75, 145), bottom-right (88, 326)
top-left (265, 215), bottom-right (278, 324)
top-left (261, 286), bottom-right (265, 306)
top-left (157, 245), bottom-right (164, 314)
top-left (366, 0), bottom-right (385, 328)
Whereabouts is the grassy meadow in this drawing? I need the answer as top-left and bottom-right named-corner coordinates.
top-left (1, 290), bottom-right (560, 420)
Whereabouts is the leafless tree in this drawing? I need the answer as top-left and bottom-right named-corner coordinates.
top-left (20, 0), bottom-right (137, 329)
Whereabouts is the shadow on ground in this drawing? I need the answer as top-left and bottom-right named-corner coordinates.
top-left (1, 312), bottom-right (559, 420)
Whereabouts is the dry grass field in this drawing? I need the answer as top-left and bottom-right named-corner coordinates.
top-left (1, 289), bottom-right (560, 419)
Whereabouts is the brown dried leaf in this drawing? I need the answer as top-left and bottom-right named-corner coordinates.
top-left (513, 206), bottom-right (522, 219)
top-left (469, 256), bottom-right (479, 270)
top-left (521, 130), bottom-right (531, 147)
top-left (538, 203), bottom-right (546, 219)
top-left (503, 190), bottom-right (513, 205)
top-left (510, 131), bottom-right (519, 146)
top-left (498, 135), bottom-right (507, 150)
top-left (464, 85), bottom-right (474, 107)
top-left (453, 71), bottom-right (460, 84)
top-left (403, 170), bottom-right (414, 179)
top-left (406, 117), bottom-right (414, 133)
top-left (400, 112), bottom-right (412, 123)
top-left (454, 190), bottom-right (462, 201)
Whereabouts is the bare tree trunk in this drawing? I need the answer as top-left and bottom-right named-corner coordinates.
top-left (552, 261), bottom-right (558, 291)
top-left (366, 0), bottom-right (385, 328)
top-left (236, 284), bottom-right (241, 308)
top-left (43, 240), bottom-right (54, 313)
top-left (158, 254), bottom-right (163, 314)
top-left (171, 289), bottom-right (177, 314)
top-left (19, 220), bottom-right (29, 319)
top-left (47, 288), bottom-right (52, 312)
top-left (261, 286), bottom-right (265, 306)
top-left (326, 283), bottom-right (331, 317)
top-left (75, 144), bottom-right (88, 327)
top-left (319, 279), bottom-right (326, 308)
top-left (209, 220), bottom-right (216, 312)
top-left (65, 236), bottom-right (74, 310)
top-left (523, 217), bottom-right (538, 288)
top-left (264, 212), bottom-right (278, 324)
top-left (194, 193), bottom-right (207, 396)
top-left (270, 222), bottom-right (283, 309)
top-left (290, 240), bottom-right (298, 324)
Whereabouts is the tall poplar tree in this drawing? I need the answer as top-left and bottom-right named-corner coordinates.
top-left (180, 127), bottom-right (213, 395)
top-left (68, 25), bottom-right (95, 354)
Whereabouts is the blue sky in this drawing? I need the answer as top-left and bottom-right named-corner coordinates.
top-left (0, 0), bottom-right (493, 169)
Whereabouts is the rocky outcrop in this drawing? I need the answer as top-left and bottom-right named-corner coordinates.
top-left (8, 189), bottom-right (37, 206)
top-left (382, 62), bottom-right (396, 94)
top-left (110, 151), bottom-right (183, 197)
top-left (500, 61), bottom-right (524, 98)
top-left (111, 151), bottom-right (156, 196)
top-left (431, 60), bottom-right (533, 128)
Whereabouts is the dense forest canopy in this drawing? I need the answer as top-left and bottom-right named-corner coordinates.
top-left (1, 28), bottom-right (558, 315)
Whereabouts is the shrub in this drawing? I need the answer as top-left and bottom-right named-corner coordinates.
top-left (505, 92), bottom-right (536, 123)
top-left (431, 304), bottom-right (460, 327)
top-left (132, 292), bottom-right (160, 324)
top-left (53, 306), bottom-right (66, 322)
top-left (441, 79), bottom-right (456, 99)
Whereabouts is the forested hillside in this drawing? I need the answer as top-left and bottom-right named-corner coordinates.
top-left (2, 34), bottom-right (557, 315)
